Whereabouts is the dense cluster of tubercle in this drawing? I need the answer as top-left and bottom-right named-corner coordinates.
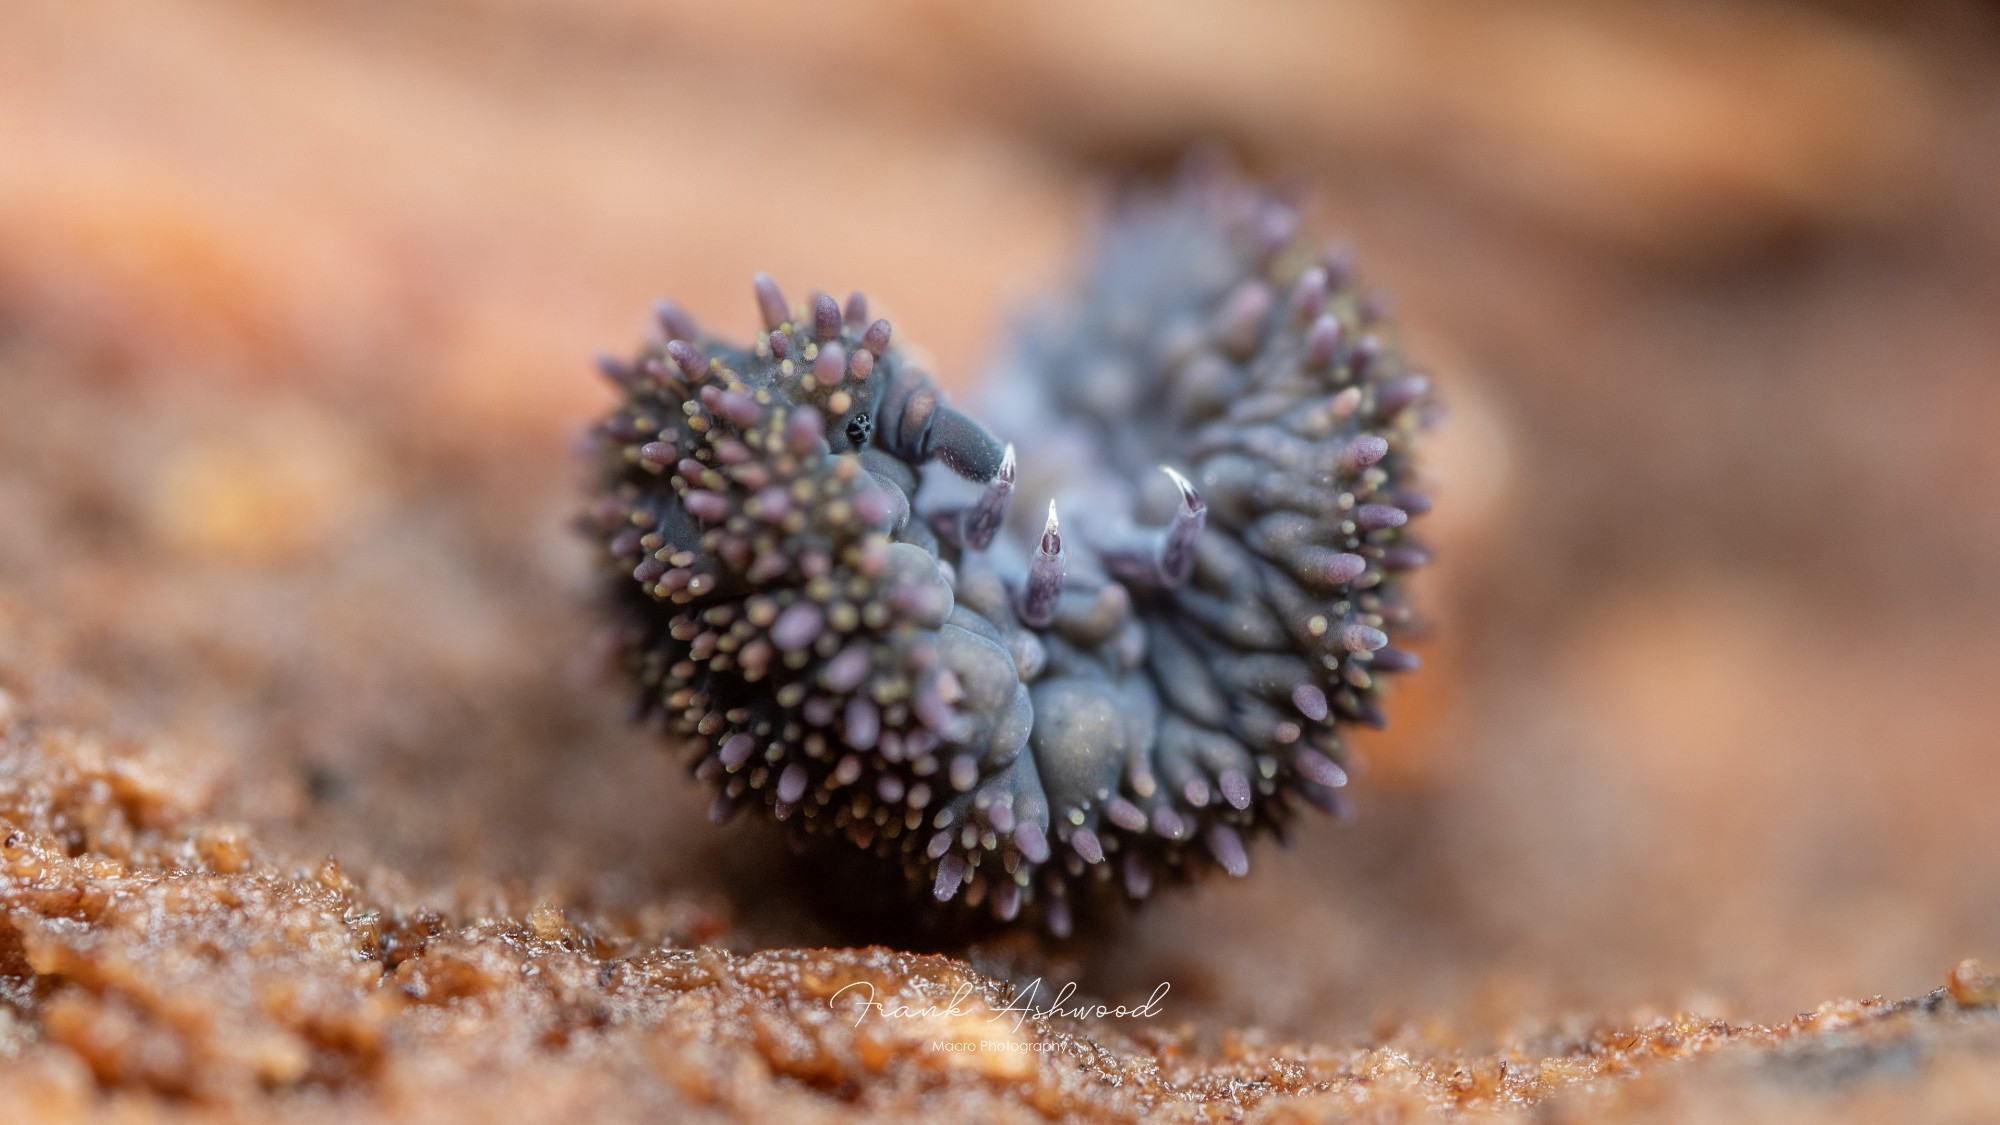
top-left (584, 171), bottom-right (1435, 934)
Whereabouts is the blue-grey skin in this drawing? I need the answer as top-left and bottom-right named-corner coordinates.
top-left (587, 171), bottom-right (1432, 935)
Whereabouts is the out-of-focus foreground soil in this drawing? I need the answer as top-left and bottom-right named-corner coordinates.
top-left (4, 1), bottom-right (2000, 1120)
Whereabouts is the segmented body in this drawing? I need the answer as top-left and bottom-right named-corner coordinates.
top-left (585, 173), bottom-right (1433, 934)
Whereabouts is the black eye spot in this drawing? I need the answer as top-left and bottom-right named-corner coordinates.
top-left (845, 413), bottom-right (873, 448)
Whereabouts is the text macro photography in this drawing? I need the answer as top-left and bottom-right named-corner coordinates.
top-left (3, 1), bottom-right (2000, 1122)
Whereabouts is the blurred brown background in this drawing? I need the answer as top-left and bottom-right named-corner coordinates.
top-left (4, 0), bottom-right (1999, 1051)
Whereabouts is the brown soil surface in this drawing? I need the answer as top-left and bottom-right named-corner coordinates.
top-left (4, 1), bottom-right (2000, 1120)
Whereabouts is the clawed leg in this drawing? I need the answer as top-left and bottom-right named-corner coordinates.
top-left (1097, 466), bottom-right (1207, 588)
top-left (1018, 501), bottom-right (1065, 628)
top-left (928, 444), bottom-right (1015, 550)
